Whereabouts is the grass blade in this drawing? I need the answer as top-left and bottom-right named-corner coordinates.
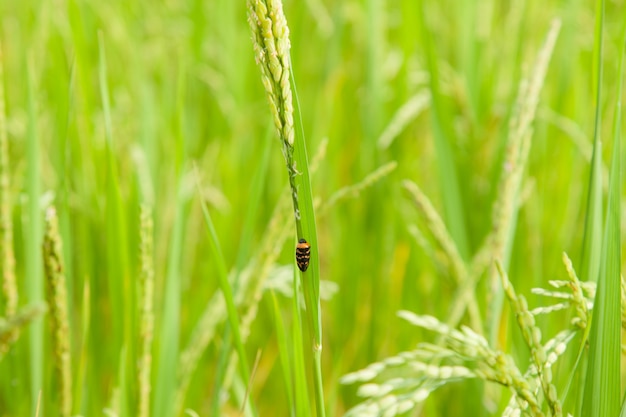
top-left (25, 54), bottom-right (44, 416)
top-left (210, 124), bottom-right (273, 414)
top-left (417, 0), bottom-right (469, 258)
top-left (485, 19), bottom-right (561, 344)
top-left (579, 0), bottom-right (605, 286)
top-left (234, 123), bottom-right (274, 271)
top-left (569, 2), bottom-right (607, 415)
top-left (269, 292), bottom-right (295, 416)
top-left (152, 178), bottom-right (186, 417)
top-left (247, 1), bottom-right (326, 414)
top-left (194, 167), bottom-right (251, 393)
top-left (291, 269), bottom-right (311, 417)
top-left (290, 70), bottom-right (326, 417)
top-left (581, 12), bottom-right (623, 415)
top-left (98, 33), bottom-right (134, 414)
top-left (152, 58), bottom-right (188, 417)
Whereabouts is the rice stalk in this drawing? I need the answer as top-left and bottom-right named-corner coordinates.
top-left (342, 311), bottom-right (545, 416)
top-left (502, 330), bottom-right (576, 416)
top-left (247, 0), bottom-right (295, 156)
top-left (445, 19), bottom-right (562, 335)
top-left (342, 282), bottom-right (584, 417)
top-left (377, 91), bottom-right (430, 149)
top-left (0, 303), bottom-right (47, 340)
top-left (403, 180), bottom-right (485, 331)
top-left (137, 204), bottom-right (155, 417)
top-left (321, 162), bottom-right (398, 214)
top-left (42, 206), bottom-right (72, 417)
top-left (247, 2), bottom-right (325, 414)
top-left (0, 43), bottom-right (18, 356)
top-left (402, 180), bottom-right (467, 284)
top-left (174, 190), bottom-right (292, 414)
top-left (487, 19), bottom-right (562, 262)
top-left (496, 261), bottom-right (562, 417)
top-left (482, 18), bottom-right (561, 306)
top-left (342, 254), bottom-right (590, 415)
top-left (562, 252), bottom-right (589, 330)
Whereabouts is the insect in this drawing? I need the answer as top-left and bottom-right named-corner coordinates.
top-left (295, 238), bottom-right (311, 272)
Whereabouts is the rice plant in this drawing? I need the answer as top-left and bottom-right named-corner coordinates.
top-left (0, 0), bottom-right (623, 416)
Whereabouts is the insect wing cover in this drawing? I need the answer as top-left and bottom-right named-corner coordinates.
top-left (296, 239), bottom-right (311, 272)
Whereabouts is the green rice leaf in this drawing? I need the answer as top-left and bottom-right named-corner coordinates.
top-left (151, 176), bottom-right (186, 417)
top-left (194, 168), bottom-right (250, 388)
top-left (291, 67), bottom-right (326, 417)
top-left (25, 54), bottom-right (44, 416)
top-left (416, 0), bottom-right (469, 259)
top-left (581, 5), bottom-right (623, 414)
top-left (270, 292), bottom-right (296, 416)
top-left (579, 0), bottom-right (604, 286)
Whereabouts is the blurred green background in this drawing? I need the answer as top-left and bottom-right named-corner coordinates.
top-left (0, 0), bottom-right (624, 416)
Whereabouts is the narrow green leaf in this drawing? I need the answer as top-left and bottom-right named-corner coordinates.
top-left (581, 7), bottom-right (623, 415)
top-left (117, 346), bottom-right (129, 417)
top-left (573, 4), bottom-right (608, 416)
top-left (291, 68), bottom-right (326, 417)
top-left (152, 178), bottom-right (186, 417)
top-left (457, 0), bottom-right (479, 125)
top-left (234, 124), bottom-right (274, 272)
top-left (292, 269), bottom-right (311, 417)
top-left (270, 292), bottom-right (296, 416)
top-left (417, 0), bottom-right (469, 259)
top-left (152, 59), bottom-right (187, 417)
top-left (25, 54), bottom-right (44, 417)
top-left (211, 124), bottom-right (272, 415)
top-left (98, 33), bottom-right (134, 414)
top-left (194, 168), bottom-right (250, 388)
top-left (579, 0), bottom-right (604, 285)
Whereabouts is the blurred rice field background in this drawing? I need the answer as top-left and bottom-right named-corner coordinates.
top-left (0, 0), bottom-right (625, 416)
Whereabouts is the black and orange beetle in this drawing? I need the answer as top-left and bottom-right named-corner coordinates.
top-left (295, 238), bottom-right (311, 272)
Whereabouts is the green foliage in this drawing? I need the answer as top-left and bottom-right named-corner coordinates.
top-left (581, 9), bottom-right (624, 415)
top-left (0, 0), bottom-right (624, 416)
